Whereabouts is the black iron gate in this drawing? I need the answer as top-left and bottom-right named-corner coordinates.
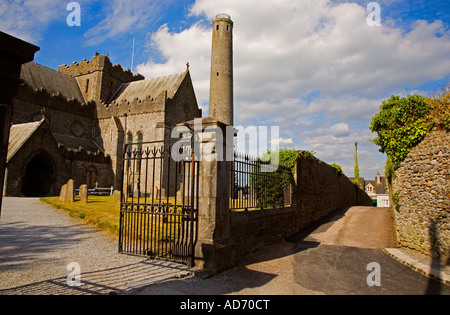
top-left (118, 141), bottom-right (199, 266)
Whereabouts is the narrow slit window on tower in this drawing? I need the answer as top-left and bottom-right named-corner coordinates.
top-left (227, 25), bottom-right (229, 31)
top-left (217, 72), bottom-right (219, 77)
top-left (216, 25), bottom-right (219, 30)
top-left (85, 79), bottom-right (89, 94)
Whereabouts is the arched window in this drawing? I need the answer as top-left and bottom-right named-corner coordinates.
top-left (86, 166), bottom-right (97, 188)
top-left (136, 132), bottom-right (143, 173)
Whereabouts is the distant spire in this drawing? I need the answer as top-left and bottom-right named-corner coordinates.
top-left (186, 62), bottom-right (190, 70)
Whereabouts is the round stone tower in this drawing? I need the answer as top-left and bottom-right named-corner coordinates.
top-left (209, 13), bottom-right (233, 126)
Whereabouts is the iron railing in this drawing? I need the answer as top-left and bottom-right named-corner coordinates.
top-left (230, 152), bottom-right (293, 211)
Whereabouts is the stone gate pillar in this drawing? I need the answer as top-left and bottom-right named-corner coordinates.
top-left (187, 118), bottom-right (236, 272)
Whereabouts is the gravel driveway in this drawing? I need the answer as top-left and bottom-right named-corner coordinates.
top-left (0, 197), bottom-right (191, 295)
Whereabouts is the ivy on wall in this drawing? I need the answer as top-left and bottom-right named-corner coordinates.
top-left (250, 149), bottom-right (299, 208)
top-left (330, 163), bottom-right (343, 176)
top-left (369, 86), bottom-right (450, 184)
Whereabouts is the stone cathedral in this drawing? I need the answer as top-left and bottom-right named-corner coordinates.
top-left (4, 53), bottom-right (201, 197)
top-left (3, 13), bottom-right (234, 198)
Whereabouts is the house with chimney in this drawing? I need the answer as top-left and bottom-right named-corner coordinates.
top-left (349, 172), bottom-right (389, 207)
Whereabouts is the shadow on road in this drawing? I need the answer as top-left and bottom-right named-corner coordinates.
top-left (0, 259), bottom-right (191, 295)
top-left (0, 221), bottom-right (94, 272)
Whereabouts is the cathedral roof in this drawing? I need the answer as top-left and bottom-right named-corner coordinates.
top-left (52, 133), bottom-right (104, 154)
top-left (7, 120), bottom-right (45, 163)
top-left (20, 62), bottom-right (86, 103)
top-left (110, 71), bottom-right (187, 104)
top-left (7, 120), bottom-right (105, 163)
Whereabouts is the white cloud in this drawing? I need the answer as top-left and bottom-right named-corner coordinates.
top-left (0, 0), bottom-right (68, 43)
top-left (308, 95), bottom-right (383, 122)
top-left (135, 0), bottom-right (450, 177)
top-left (301, 128), bottom-right (384, 178)
top-left (137, 0), bottom-right (450, 111)
top-left (270, 137), bottom-right (295, 148)
top-left (330, 123), bottom-right (350, 137)
top-left (136, 22), bottom-right (212, 112)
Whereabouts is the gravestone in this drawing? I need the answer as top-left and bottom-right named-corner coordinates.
top-left (66, 179), bottom-right (75, 203)
top-left (79, 184), bottom-right (88, 204)
top-left (59, 184), bottom-right (67, 202)
top-left (113, 190), bottom-right (121, 208)
top-left (176, 189), bottom-right (183, 202)
top-left (152, 185), bottom-right (159, 199)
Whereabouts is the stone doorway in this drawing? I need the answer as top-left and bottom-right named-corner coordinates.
top-left (21, 155), bottom-right (54, 197)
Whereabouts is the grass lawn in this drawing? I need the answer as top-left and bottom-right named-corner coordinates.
top-left (40, 196), bottom-right (120, 238)
top-left (40, 196), bottom-right (268, 239)
top-left (40, 196), bottom-right (192, 239)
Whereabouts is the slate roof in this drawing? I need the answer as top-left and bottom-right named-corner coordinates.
top-left (52, 133), bottom-right (104, 154)
top-left (7, 120), bottom-right (44, 163)
top-left (110, 71), bottom-right (187, 103)
top-left (365, 178), bottom-right (388, 195)
top-left (20, 62), bottom-right (86, 103)
top-left (7, 119), bottom-right (104, 164)
top-left (20, 61), bottom-right (188, 106)
top-left (349, 173), bottom-right (388, 195)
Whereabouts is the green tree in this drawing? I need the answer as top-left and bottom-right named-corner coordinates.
top-left (353, 142), bottom-right (360, 187)
top-left (369, 94), bottom-right (432, 183)
top-left (426, 85), bottom-right (450, 130)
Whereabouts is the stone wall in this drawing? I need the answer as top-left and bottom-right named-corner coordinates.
top-left (230, 207), bottom-right (296, 259)
top-left (57, 53), bottom-right (144, 104)
top-left (69, 159), bottom-right (112, 189)
top-left (228, 154), bottom-right (373, 262)
top-left (392, 128), bottom-right (449, 264)
top-left (295, 154), bottom-right (373, 231)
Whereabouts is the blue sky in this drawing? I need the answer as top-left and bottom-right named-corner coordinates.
top-left (1, 0), bottom-right (449, 178)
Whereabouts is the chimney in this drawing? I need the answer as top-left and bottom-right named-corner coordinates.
top-left (376, 171), bottom-right (381, 185)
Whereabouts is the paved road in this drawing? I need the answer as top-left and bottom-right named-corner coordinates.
top-left (137, 206), bottom-right (450, 295)
top-left (1, 199), bottom-right (448, 295)
top-left (0, 197), bottom-right (191, 295)
top-left (290, 206), bottom-right (449, 294)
